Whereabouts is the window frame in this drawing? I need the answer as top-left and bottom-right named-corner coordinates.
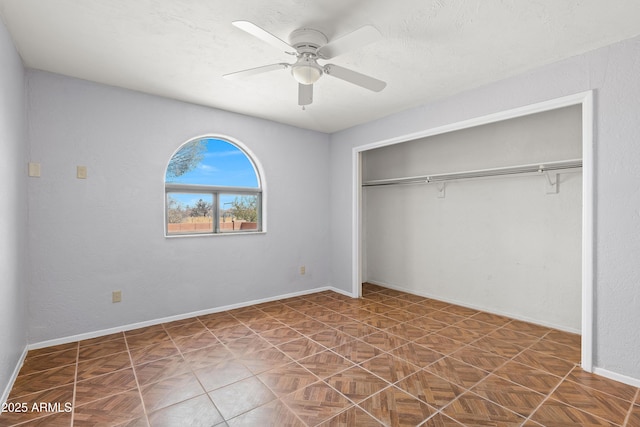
top-left (164, 136), bottom-right (265, 237)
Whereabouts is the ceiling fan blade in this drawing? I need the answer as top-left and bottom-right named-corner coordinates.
top-left (232, 21), bottom-right (295, 53)
top-left (223, 63), bottom-right (289, 80)
top-left (317, 25), bottom-right (382, 59)
top-left (323, 64), bottom-right (386, 92)
top-left (298, 83), bottom-right (313, 106)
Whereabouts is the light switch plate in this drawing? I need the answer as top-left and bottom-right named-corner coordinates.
top-left (77, 166), bottom-right (87, 179)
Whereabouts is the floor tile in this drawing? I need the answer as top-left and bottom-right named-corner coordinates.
top-left (182, 343), bottom-right (235, 370)
top-left (78, 339), bottom-right (128, 362)
top-left (140, 371), bottom-right (205, 412)
top-left (468, 335), bottom-right (525, 358)
top-left (529, 398), bottom-right (617, 426)
top-left (333, 321), bottom-right (379, 338)
top-left (325, 366), bottom-right (390, 403)
top-left (449, 345), bottom-right (508, 372)
top-left (257, 362), bottom-right (319, 397)
top-left (436, 326), bottom-right (484, 345)
top-left (360, 353), bottom-right (420, 384)
top-left (171, 330), bottom-right (219, 353)
top-left (75, 367), bottom-right (138, 406)
top-left (566, 366), bottom-right (638, 402)
top-left (277, 337), bottom-right (326, 361)
top-left (493, 360), bottom-right (562, 395)
top-left (211, 323), bottom-right (256, 344)
top-left (385, 323), bottom-right (430, 341)
top-left (392, 341), bottom-right (443, 367)
top-left (6, 411), bottom-right (73, 426)
top-left (309, 329), bottom-right (354, 350)
top-left (25, 342), bottom-right (78, 358)
top-left (395, 369), bottom-right (464, 409)
top-left (134, 355), bottom-right (191, 386)
top-left (6, 287), bottom-right (637, 427)
top-left (544, 329), bottom-right (581, 347)
top-left (420, 413), bottom-right (465, 426)
top-left (242, 317), bottom-right (285, 334)
top-left (225, 334), bottom-right (273, 356)
top-left (441, 391), bottom-right (525, 426)
top-left (297, 350), bottom-right (355, 379)
top-left (9, 364), bottom-right (76, 399)
top-left (550, 379), bottom-right (630, 425)
top-left (199, 312), bottom-right (241, 330)
top-left (76, 351), bottom-right (133, 381)
top-left (513, 349), bottom-right (577, 377)
top-left (73, 389), bottom-right (145, 425)
top-left (208, 376), bottom-right (276, 420)
top-left (504, 320), bottom-right (551, 337)
top-left (164, 320), bottom-right (209, 339)
top-left (360, 331), bottom-right (409, 352)
top-left (358, 386), bottom-right (435, 426)
top-left (226, 399), bottom-right (305, 427)
top-left (487, 327), bottom-right (541, 347)
top-left (528, 338), bottom-right (581, 363)
top-left (147, 394), bottom-right (224, 427)
top-left (424, 357), bottom-right (490, 389)
top-left (130, 340), bottom-right (180, 365)
top-left (193, 359), bottom-right (253, 391)
top-left (470, 374), bottom-right (545, 417)
top-left (19, 348), bottom-right (77, 375)
top-left (259, 326), bottom-right (304, 346)
top-left (414, 334), bottom-right (467, 355)
top-left (237, 346), bottom-right (293, 374)
top-left (125, 329), bottom-right (172, 349)
top-left (317, 405), bottom-right (384, 426)
top-left (281, 381), bottom-right (353, 426)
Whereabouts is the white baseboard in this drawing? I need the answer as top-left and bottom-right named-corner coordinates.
top-left (28, 285), bottom-right (352, 351)
top-left (364, 279), bottom-right (581, 334)
top-left (593, 367), bottom-right (640, 389)
top-left (1, 346), bottom-right (28, 408)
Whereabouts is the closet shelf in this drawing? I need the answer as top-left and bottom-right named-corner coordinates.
top-left (362, 158), bottom-right (582, 187)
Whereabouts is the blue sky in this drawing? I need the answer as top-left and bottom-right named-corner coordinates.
top-left (166, 138), bottom-right (259, 209)
top-left (166, 138), bottom-right (259, 187)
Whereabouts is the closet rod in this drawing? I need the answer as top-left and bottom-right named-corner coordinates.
top-left (362, 158), bottom-right (582, 187)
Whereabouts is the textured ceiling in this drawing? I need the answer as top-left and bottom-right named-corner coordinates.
top-left (2, 0), bottom-right (640, 133)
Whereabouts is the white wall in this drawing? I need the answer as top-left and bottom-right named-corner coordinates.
top-left (0, 18), bottom-right (28, 400)
top-left (26, 71), bottom-right (331, 343)
top-left (362, 106), bottom-right (582, 331)
top-left (330, 35), bottom-right (640, 382)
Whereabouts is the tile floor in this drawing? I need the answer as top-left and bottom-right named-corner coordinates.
top-left (2, 283), bottom-right (639, 426)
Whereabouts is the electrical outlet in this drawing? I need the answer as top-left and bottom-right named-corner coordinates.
top-left (77, 165), bottom-right (87, 179)
top-left (28, 162), bottom-right (41, 177)
top-left (112, 290), bottom-right (122, 303)
top-left (300, 266), bottom-right (306, 275)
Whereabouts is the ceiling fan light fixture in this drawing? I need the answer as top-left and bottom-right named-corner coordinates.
top-left (291, 56), bottom-right (323, 85)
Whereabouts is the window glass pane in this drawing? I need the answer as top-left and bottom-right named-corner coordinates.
top-left (166, 193), bottom-right (214, 235)
top-left (220, 194), bottom-right (259, 232)
top-left (165, 138), bottom-right (259, 188)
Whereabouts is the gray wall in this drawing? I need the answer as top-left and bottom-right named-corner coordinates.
top-left (330, 35), bottom-right (640, 381)
top-left (26, 70), bottom-right (331, 343)
top-left (0, 19), bottom-right (28, 400)
top-left (362, 106), bottom-right (582, 332)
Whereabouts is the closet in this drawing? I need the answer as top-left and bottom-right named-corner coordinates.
top-left (361, 105), bottom-right (582, 332)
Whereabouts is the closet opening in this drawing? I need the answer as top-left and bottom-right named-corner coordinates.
top-left (351, 91), bottom-right (594, 371)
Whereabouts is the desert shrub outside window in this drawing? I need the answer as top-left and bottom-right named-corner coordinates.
top-left (164, 137), bottom-right (263, 236)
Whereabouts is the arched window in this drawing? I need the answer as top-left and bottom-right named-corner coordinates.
top-left (164, 137), bottom-right (263, 236)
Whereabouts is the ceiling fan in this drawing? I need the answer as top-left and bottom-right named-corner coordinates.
top-left (223, 21), bottom-right (387, 107)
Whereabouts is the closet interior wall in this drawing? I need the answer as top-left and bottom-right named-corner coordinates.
top-left (362, 105), bottom-right (582, 332)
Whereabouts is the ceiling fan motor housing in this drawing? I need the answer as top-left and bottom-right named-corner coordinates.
top-left (289, 29), bottom-right (327, 85)
top-left (289, 28), bottom-right (328, 53)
